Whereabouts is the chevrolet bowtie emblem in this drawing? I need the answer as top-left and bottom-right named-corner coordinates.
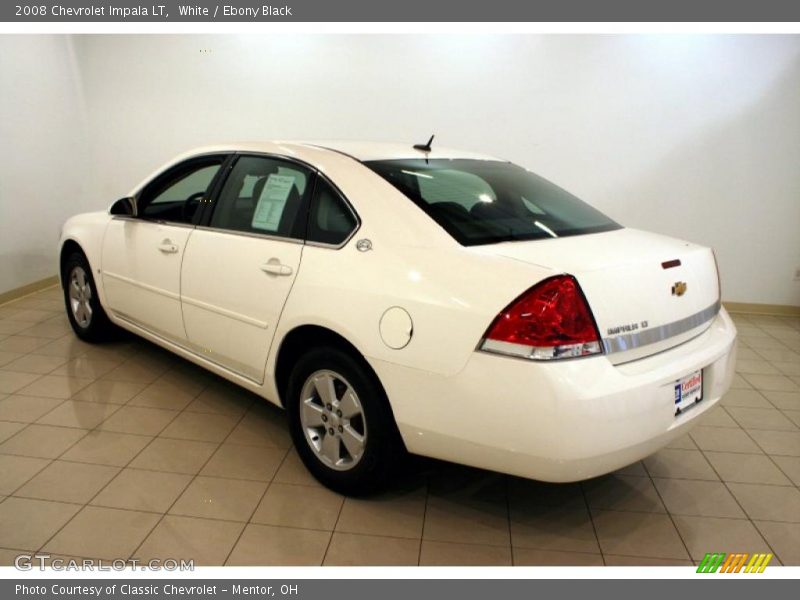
top-left (672, 281), bottom-right (688, 296)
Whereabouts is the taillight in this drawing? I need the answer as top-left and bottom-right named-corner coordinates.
top-left (480, 275), bottom-right (603, 360)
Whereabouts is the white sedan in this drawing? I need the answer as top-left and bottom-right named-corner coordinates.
top-left (59, 140), bottom-right (737, 494)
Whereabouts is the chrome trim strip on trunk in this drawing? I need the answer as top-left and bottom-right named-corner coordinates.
top-left (602, 300), bottom-right (721, 354)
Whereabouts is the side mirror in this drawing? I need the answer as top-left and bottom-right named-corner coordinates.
top-left (110, 197), bottom-right (137, 217)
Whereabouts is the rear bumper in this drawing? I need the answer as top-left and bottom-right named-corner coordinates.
top-left (372, 307), bottom-right (737, 482)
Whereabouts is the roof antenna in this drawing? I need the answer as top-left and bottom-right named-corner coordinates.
top-left (413, 134), bottom-right (435, 153)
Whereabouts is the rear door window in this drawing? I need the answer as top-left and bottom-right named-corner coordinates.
top-left (306, 178), bottom-right (358, 246)
top-left (208, 155), bottom-right (312, 239)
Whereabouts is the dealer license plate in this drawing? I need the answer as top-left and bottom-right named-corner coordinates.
top-left (674, 369), bottom-right (703, 416)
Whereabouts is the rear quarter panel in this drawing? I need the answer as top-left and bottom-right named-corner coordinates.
top-left (266, 148), bottom-right (561, 396)
top-left (269, 234), bottom-right (554, 385)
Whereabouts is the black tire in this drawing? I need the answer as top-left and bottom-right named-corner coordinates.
top-left (286, 345), bottom-right (405, 496)
top-left (62, 250), bottom-right (117, 342)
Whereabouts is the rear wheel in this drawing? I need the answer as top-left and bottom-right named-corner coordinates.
top-left (286, 346), bottom-right (404, 495)
top-left (62, 251), bottom-right (117, 342)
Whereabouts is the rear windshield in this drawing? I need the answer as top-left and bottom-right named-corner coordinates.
top-left (365, 159), bottom-right (621, 246)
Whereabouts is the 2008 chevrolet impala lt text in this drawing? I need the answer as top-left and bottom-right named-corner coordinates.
top-left (58, 140), bottom-right (737, 494)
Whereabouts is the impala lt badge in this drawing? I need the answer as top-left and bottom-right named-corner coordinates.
top-left (672, 281), bottom-right (688, 296)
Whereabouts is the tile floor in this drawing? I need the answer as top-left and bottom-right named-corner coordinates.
top-left (0, 286), bottom-right (799, 566)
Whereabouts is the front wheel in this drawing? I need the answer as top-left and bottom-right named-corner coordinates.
top-left (286, 346), bottom-right (404, 496)
top-left (62, 251), bottom-right (117, 342)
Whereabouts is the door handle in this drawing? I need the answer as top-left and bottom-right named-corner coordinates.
top-left (260, 260), bottom-right (293, 276)
top-left (158, 240), bottom-right (179, 254)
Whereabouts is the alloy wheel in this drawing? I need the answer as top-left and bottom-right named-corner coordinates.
top-left (68, 265), bottom-right (93, 328)
top-left (299, 369), bottom-right (368, 471)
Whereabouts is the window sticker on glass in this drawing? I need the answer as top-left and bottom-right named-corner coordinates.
top-left (251, 174), bottom-right (295, 232)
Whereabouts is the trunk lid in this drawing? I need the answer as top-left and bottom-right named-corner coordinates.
top-left (473, 228), bottom-right (721, 364)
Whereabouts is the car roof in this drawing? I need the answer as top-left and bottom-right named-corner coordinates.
top-left (182, 141), bottom-right (504, 163)
top-left (301, 141), bottom-right (504, 162)
top-left (131, 140), bottom-right (508, 199)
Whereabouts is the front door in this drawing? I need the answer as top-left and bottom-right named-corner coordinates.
top-left (101, 156), bottom-right (225, 343)
top-left (180, 154), bottom-right (313, 382)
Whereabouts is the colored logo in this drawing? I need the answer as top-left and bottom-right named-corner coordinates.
top-left (671, 281), bottom-right (688, 296)
top-left (696, 552), bottom-right (773, 573)
top-left (675, 373), bottom-right (702, 404)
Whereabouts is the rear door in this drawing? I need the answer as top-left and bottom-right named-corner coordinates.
top-left (180, 154), bottom-right (314, 382)
top-left (101, 155), bottom-right (226, 343)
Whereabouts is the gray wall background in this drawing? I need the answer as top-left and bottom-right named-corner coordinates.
top-left (1, 34), bottom-right (799, 305)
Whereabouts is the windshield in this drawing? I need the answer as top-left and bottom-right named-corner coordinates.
top-left (366, 159), bottom-right (621, 246)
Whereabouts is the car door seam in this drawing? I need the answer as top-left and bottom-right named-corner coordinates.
top-left (261, 242), bottom-right (307, 385)
top-left (178, 226), bottom-right (194, 341)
